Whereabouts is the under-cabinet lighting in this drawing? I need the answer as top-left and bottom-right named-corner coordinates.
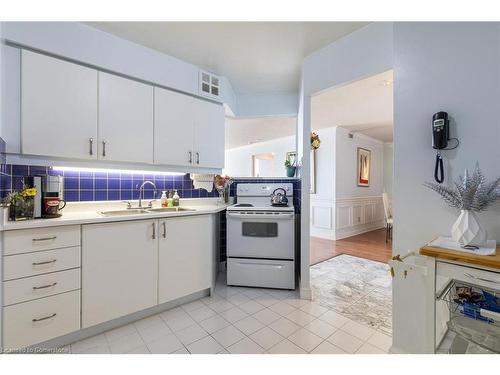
top-left (52, 166), bottom-right (186, 176)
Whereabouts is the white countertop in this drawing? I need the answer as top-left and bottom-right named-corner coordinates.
top-left (0, 198), bottom-right (231, 231)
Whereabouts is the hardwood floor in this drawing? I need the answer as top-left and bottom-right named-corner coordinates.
top-left (310, 229), bottom-right (392, 265)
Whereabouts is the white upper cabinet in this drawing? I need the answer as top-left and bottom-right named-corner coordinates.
top-left (154, 87), bottom-right (225, 169)
top-left (98, 72), bottom-right (154, 164)
top-left (20, 50), bottom-right (224, 170)
top-left (154, 87), bottom-right (195, 167)
top-left (193, 98), bottom-right (225, 168)
top-left (21, 50), bottom-right (98, 160)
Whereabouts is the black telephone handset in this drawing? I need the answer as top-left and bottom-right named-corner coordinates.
top-left (432, 111), bottom-right (449, 150)
top-left (431, 111), bottom-right (458, 184)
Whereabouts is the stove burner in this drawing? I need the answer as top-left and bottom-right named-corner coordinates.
top-left (234, 203), bottom-right (254, 207)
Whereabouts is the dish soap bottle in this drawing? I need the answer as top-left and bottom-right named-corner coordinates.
top-left (173, 189), bottom-right (180, 207)
top-left (161, 191), bottom-right (168, 207)
top-left (167, 191), bottom-right (174, 207)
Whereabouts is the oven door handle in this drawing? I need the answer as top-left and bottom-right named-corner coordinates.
top-left (227, 212), bottom-right (294, 219)
top-left (235, 261), bottom-right (285, 269)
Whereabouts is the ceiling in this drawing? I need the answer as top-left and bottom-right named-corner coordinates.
top-left (311, 70), bottom-right (394, 142)
top-left (226, 116), bottom-right (296, 149)
top-left (85, 22), bottom-right (368, 94)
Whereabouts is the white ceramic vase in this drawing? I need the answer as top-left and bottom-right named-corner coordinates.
top-left (451, 210), bottom-right (488, 247)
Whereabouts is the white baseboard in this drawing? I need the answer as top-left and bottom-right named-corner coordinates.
top-left (335, 220), bottom-right (385, 240)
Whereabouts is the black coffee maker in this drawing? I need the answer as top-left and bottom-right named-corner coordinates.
top-left (25, 175), bottom-right (66, 218)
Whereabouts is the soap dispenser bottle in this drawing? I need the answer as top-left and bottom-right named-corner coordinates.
top-left (161, 191), bottom-right (168, 207)
top-left (167, 191), bottom-right (174, 207)
top-left (173, 189), bottom-right (180, 207)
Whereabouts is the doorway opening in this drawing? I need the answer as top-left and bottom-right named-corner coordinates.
top-left (308, 70), bottom-right (394, 337)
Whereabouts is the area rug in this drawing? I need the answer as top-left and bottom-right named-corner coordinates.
top-left (310, 254), bottom-right (392, 335)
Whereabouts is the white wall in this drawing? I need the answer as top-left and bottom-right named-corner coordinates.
top-left (309, 127), bottom-right (336, 238)
top-left (310, 127), bottom-right (385, 240)
top-left (392, 22), bottom-right (500, 354)
top-left (224, 135), bottom-right (295, 177)
top-left (237, 92), bottom-right (298, 117)
top-left (335, 127), bottom-right (384, 199)
top-left (383, 143), bottom-right (393, 197)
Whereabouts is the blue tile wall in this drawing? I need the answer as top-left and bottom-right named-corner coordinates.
top-left (0, 165), bottom-right (302, 213)
top-left (0, 164), bottom-right (220, 202)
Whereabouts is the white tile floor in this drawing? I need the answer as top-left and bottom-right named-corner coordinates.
top-left (69, 273), bottom-right (392, 354)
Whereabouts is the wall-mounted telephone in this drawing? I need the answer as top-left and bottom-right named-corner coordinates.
top-left (432, 111), bottom-right (459, 183)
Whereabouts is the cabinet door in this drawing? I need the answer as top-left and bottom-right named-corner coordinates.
top-left (82, 220), bottom-right (158, 328)
top-left (21, 50), bottom-right (98, 159)
top-left (158, 215), bottom-right (212, 304)
top-left (193, 99), bottom-right (225, 168)
top-left (98, 72), bottom-right (154, 163)
top-left (154, 87), bottom-right (195, 166)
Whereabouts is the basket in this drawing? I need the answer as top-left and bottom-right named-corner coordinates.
top-left (441, 280), bottom-right (500, 353)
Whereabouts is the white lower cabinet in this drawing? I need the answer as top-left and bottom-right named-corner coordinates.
top-left (158, 215), bottom-right (213, 304)
top-left (82, 220), bottom-right (158, 328)
top-left (3, 290), bottom-right (81, 349)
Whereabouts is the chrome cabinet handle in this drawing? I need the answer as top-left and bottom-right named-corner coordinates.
top-left (152, 222), bottom-right (156, 239)
top-left (32, 313), bottom-right (57, 322)
top-left (464, 273), bottom-right (500, 284)
top-left (32, 236), bottom-right (57, 242)
top-left (102, 140), bottom-right (107, 157)
top-left (32, 259), bottom-right (57, 266)
top-left (196, 152), bottom-right (200, 164)
top-left (188, 151), bottom-right (193, 164)
top-left (89, 138), bottom-right (94, 155)
top-left (33, 282), bottom-right (57, 290)
top-left (162, 221), bottom-right (166, 238)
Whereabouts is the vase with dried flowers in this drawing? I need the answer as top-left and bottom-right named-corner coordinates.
top-left (3, 186), bottom-right (38, 221)
top-left (214, 175), bottom-right (232, 204)
top-left (311, 132), bottom-right (321, 150)
top-left (424, 164), bottom-right (500, 247)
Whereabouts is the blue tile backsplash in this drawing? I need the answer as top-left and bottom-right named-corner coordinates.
top-left (0, 164), bottom-right (301, 213)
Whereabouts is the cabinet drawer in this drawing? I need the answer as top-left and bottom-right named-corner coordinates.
top-left (3, 225), bottom-right (80, 255)
top-left (227, 258), bottom-right (295, 290)
top-left (3, 290), bottom-right (81, 349)
top-left (3, 268), bottom-right (81, 306)
top-left (437, 261), bottom-right (500, 290)
top-left (3, 246), bottom-right (81, 281)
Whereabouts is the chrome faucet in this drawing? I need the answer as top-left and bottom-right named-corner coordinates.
top-left (138, 180), bottom-right (157, 209)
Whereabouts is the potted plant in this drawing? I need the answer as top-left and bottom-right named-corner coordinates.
top-left (424, 164), bottom-right (500, 247)
top-left (284, 159), bottom-right (296, 177)
top-left (3, 186), bottom-right (38, 221)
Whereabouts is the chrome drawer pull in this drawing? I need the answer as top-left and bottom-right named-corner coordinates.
top-left (32, 259), bottom-right (57, 266)
top-left (152, 222), bottom-right (156, 239)
top-left (162, 221), bottom-right (166, 238)
top-left (32, 313), bottom-right (57, 322)
top-left (32, 236), bottom-right (57, 242)
top-left (464, 273), bottom-right (499, 284)
top-left (33, 282), bottom-right (58, 290)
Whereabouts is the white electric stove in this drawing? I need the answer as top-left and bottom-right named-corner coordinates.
top-left (226, 183), bottom-right (295, 290)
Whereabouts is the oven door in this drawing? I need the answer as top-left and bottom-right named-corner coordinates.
top-left (226, 211), bottom-right (295, 259)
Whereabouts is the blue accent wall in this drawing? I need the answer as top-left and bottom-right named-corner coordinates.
top-left (1, 164), bottom-right (301, 212)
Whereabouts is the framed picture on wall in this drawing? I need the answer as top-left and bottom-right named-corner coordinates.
top-left (357, 147), bottom-right (371, 187)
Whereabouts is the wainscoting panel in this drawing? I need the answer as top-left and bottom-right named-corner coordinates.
top-left (310, 199), bottom-right (335, 239)
top-left (334, 196), bottom-right (385, 240)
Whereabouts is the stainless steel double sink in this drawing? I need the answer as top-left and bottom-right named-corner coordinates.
top-left (99, 207), bottom-right (196, 217)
